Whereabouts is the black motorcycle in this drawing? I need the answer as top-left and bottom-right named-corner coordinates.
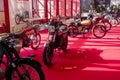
top-left (42, 19), bottom-right (68, 66)
top-left (0, 24), bottom-right (45, 80)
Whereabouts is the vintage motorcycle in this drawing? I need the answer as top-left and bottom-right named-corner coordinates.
top-left (0, 24), bottom-right (45, 80)
top-left (68, 14), bottom-right (107, 38)
top-left (22, 22), bottom-right (41, 50)
top-left (93, 13), bottom-right (112, 31)
top-left (14, 21), bottom-right (41, 50)
top-left (42, 19), bottom-right (68, 66)
top-left (104, 13), bottom-right (119, 26)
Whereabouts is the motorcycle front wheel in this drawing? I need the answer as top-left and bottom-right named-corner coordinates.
top-left (6, 60), bottom-right (45, 80)
top-left (30, 32), bottom-right (41, 50)
top-left (92, 25), bottom-right (106, 38)
top-left (42, 41), bottom-right (54, 66)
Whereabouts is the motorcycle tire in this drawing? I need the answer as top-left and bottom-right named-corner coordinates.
top-left (103, 21), bottom-right (112, 31)
top-left (68, 25), bottom-right (78, 37)
top-left (30, 32), bottom-right (41, 50)
top-left (6, 59), bottom-right (45, 80)
top-left (42, 41), bottom-right (54, 66)
top-left (110, 18), bottom-right (119, 26)
top-left (61, 34), bottom-right (68, 52)
top-left (92, 25), bottom-right (106, 38)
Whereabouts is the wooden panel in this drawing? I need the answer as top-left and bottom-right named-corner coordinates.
top-left (0, 12), bottom-right (5, 23)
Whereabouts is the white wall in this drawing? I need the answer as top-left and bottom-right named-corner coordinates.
top-left (0, 0), bottom-right (5, 23)
top-left (0, 0), bottom-right (4, 11)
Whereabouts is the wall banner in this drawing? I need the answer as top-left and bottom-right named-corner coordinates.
top-left (8, 0), bottom-right (32, 33)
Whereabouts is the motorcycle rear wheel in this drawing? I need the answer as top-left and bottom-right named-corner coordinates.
top-left (30, 32), bottom-right (41, 50)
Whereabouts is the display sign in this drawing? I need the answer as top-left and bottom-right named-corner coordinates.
top-left (8, 0), bottom-right (32, 33)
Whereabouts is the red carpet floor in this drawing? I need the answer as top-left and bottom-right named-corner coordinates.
top-left (20, 25), bottom-right (120, 80)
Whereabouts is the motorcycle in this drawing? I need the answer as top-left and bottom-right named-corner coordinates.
top-left (42, 19), bottom-right (68, 66)
top-left (14, 21), bottom-right (41, 50)
top-left (93, 13), bottom-right (112, 31)
top-left (0, 24), bottom-right (45, 80)
top-left (68, 14), bottom-right (107, 38)
top-left (104, 13), bottom-right (119, 26)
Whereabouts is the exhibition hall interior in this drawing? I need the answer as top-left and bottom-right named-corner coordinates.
top-left (0, 0), bottom-right (120, 80)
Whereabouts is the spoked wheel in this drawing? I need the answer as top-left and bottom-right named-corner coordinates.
top-left (68, 25), bottom-right (78, 37)
top-left (15, 14), bottom-right (21, 24)
top-left (92, 25), bottom-right (106, 38)
top-left (103, 21), bottom-right (112, 31)
top-left (42, 41), bottom-right (54, 66)
top-left (30, 32), bottom-right (41, 50)
top-left (6, 60), bottom-right (45, 80)
top-left (61, 34), bottom-right (68, 52)
top-left (110, 19), bottom-right (119, 26)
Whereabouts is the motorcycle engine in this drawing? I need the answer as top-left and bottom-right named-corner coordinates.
top-left (22, 38), bottom-right (31, 47)
top-left (82, 26), bottom-right (89, 34)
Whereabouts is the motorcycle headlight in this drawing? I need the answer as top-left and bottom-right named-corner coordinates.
top-left (48, 25), bottom-right (55, 35)
top-left (59, 25), bottom-right (68, 33)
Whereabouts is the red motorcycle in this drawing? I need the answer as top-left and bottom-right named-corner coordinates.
top-left (22, 24), bottom-right (41, 50)
top-left (3, 23), bottom-right (41, 50)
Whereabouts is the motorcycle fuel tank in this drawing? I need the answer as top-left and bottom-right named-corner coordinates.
top-left (81, 20), bottom-right (91, 26)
